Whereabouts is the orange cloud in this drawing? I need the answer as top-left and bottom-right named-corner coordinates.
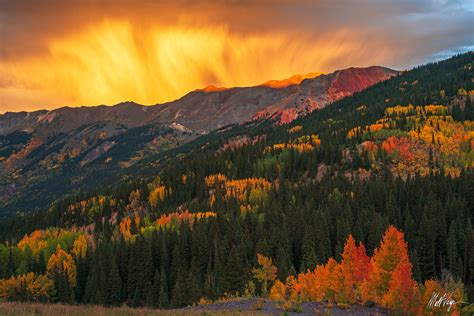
top-left (0, 1), bottom-right (472, 113)
top-left (0, 20), bottom-right (395, 113)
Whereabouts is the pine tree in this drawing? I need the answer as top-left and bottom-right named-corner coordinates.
top-left (465, 96), bottom-right (474, 120)
top-left (106, 256), bottom-right (122, 306)
top-left (148, 269), bottom-right (161, 307)
top-left (127, 235), bottom-right (153, 305)
top-left (84, 260), bottom-right (99, 304)
top-left (54, 271), bottom-right (71, 303)
top-left (186, 270), bottom-right (201, 304)
top-left (158, 266), bottom-right (169, 308)
top-left (74, 253), bottom-right (89, 303)
top-left (171, 272), bottom-right (188, 307)
top-left (447, 221), bottom-right (458, 277)
top-left (300, 226), bottom-right (317, 272)
top-left (409, 249), bottom-right (422, 283)
top-left (467, 220), bottom-right (474, 283)
top-left (417, 213), bottom-right (436, 280)
top-left (224, 245), bottom-right (248, 294)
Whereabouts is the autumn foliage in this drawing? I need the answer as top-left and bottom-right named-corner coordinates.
top-left (0, 273), bottom-right (55, 302)
top-left (46, 245), bottom-right (77, 287)
top-left (348, 104), bottom-right (474, 178)
top-left (205, 174), bottom-right (271, 214)
top-left (265, 134), bottom-right (321, 153)
top-left (269, 226), bottom-right (462, 314)
top-left (252, 254), bottom-right (278, 297)
top-left (155, 210), bottom-right (216, 229)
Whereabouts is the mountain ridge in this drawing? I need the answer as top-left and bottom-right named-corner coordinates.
top-left (0, 66), bottom-right (399, 135)
top-left (0, 65), bottom-right (397, 214)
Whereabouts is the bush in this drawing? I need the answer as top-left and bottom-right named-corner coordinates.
top-left (282, 300), bottom-right (303, 313)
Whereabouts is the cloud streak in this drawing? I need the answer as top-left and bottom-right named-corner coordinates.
top-left (0, 0), bottom-right (472, 113)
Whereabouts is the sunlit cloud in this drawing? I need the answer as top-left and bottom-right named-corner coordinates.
top-left (0, 0), bottom-right (472, 113)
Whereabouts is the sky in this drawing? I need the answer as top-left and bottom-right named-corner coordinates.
top-left (0, 0), bottom-right (473, 113)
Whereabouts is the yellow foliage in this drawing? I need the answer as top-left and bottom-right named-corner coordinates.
top-left (17, 230), bottom-right (48, 257)
top-left (71, 235), bottom-right (87, 259)
top-left (0, 273), bottom-right (55, 302)
top-left (350, 104), bottom-right (473, 177)
top-left (46, 245), bottom-right (77, 287)
top-left (385, 104), bottom-right (414, 116)
top-left (252, 254), bottom-right (278, 296)
top-left (265, 134), bottom-right (320, 153)
top-left (204, 173), bottom-right (228, 187)
top-left (206, 174), bottom-right (272, 209)
top-left (149, 185), bottom-right (168, 207)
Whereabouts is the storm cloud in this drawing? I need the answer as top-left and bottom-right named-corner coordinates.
top-left (0, 0), bottom-right (472, 113)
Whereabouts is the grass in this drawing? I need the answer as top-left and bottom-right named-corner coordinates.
top-left (0, 302), bottom-right (260, 316)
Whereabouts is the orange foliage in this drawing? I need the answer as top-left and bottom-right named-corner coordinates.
top-left (369, 123), bottom-right (385, 132)
top-left (347, 126), bottom-right (361, 139)
top-left (269, 279), bottom-right (286, 301)
top-left (119, 217), bottom-right (132, 240)
top-left (156, 210), bottom-right (216, 229)
top-left (361, 226), bottom-right (411, 303)
top-left (352, 104), bottom-right (473, 178)
top-left (288, 125), bottom-right (303, 134)
top-left (382, 261), bottom-right (419, 314)
top-left (274, 227), bottom-right (423, 314)
top-left (338, 235), bottom-right (370, 303)
top-left (381, 136), bottom-right (415, 161)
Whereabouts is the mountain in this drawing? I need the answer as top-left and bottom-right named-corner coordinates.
top-left (0, 66), bottom-right (396, 214)
top-left (0, 53), bottom-right (472, 314)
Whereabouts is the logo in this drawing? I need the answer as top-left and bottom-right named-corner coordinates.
top-left (427, 291), bottom-right (464, 312)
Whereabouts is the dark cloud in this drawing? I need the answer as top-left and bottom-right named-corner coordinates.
top-left (1, 0), bottom-right (472, 64)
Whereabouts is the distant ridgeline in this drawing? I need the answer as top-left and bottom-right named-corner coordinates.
top-left (0, 52), bottom-right (473, 314)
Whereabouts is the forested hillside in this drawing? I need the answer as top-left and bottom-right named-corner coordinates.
top-left (0, 52), bottom-right (473, 314)
top-left (0, 66), bottom-right (394, 215)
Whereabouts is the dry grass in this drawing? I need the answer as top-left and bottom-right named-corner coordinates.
top-left (0, 302), bottom-right (254, 316)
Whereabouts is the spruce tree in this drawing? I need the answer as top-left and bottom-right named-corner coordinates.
top-left (171, 272), bottom-right (187, 307)
top-left (148, 269), bottom-right (161, 307)
top-left (224, 245), bottom-right (248, 294)
top-left (158, 265), bottom-right (169, 308)
top-left (417, 213), bottom-right (436, 280)
top-left (447, 221), bottom-right (458, 276)
top-left (54, 271), bottom-right (70, 303)
top-left (106, 256), bottom-right (122, 306)
top-left (186, 270), bottom-right (202, 305)
top-left (84, 261), bottom-right (99, 304)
